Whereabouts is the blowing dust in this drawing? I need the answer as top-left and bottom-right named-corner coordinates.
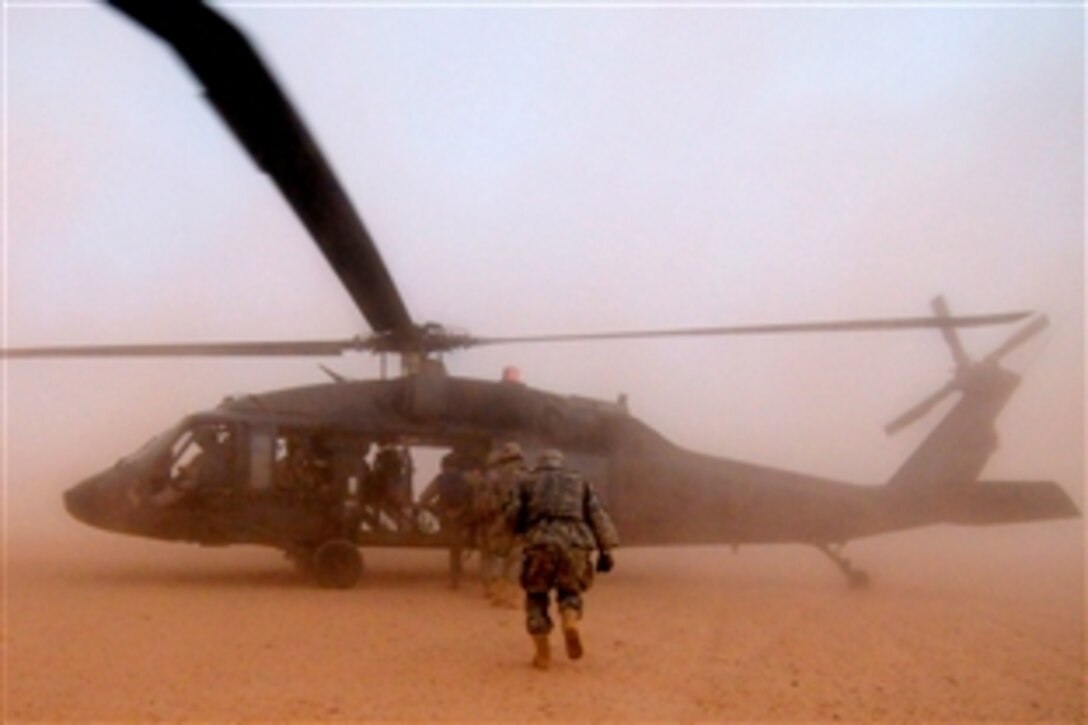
top-left (4, 3), bottom-right (1084, 720)
top-left (4, 512), bottom-right (1083, 720)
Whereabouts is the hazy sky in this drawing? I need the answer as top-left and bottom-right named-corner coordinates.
top-left (3, 2), bottom-right (1083, 538)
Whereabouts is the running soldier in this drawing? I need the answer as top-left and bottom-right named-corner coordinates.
top-left (507, 449), bottom-right (618, 670)
top-left (475, 441), bottom-right (526, 606)
top-left (419, 451), bottom-right (475, 588)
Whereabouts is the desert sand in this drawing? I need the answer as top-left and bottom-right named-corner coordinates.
top-left (3, 521), bottom-right (1084, 721)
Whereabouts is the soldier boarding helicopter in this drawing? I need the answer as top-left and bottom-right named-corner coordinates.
top-left (3, 1), bottom-right (1078, 589)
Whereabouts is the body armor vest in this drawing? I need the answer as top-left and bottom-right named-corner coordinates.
top-left (528, 470), bottom-right (585, 523)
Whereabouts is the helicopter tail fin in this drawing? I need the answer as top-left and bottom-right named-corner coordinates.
top-left (883, 362), bottom-right (1021, 493)
top-left (884, 309), bottom-right (1046, 494)
top-left (879, 310), bottom-right (1079, 524)
top-left (880, 363), bottom-right (1080, 525)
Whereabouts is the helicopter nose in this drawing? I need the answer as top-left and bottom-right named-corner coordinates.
top-left (63, 470), bottom-right (139, 532)
top-left (63, 478), bottom-right (100, 526)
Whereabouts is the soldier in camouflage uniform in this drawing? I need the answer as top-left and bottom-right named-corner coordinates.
top-left (476, 441), bottom-right (526, 606)
top-left (507, 449), bottom-right (618, 670)
top-left (419, 451), bottom-right (475, 589)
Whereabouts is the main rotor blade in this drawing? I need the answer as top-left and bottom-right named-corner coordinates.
top-left (0, 338), bottom-right (371, 359)
top-left (106, 0), bottom-right (414, 336)
top-left (464, 311), bottom-right (1034, 347)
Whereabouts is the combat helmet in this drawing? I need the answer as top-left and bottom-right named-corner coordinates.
top-left (488, 441), bottom-right (524, 467)
top-left (536, 448), bottom-right (564, 470)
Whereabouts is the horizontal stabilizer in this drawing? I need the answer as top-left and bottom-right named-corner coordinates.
top-left (934, 481), bottom-right (1079, 526)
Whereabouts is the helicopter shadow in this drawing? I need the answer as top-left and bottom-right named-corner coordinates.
top-left (75, 563), bottom-right (307, 591)
top-left (71, 550), bottom-right (455, 592)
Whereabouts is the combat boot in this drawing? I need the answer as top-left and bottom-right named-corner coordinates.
top-left (531, 634), bottom-right (551, 670)
top-left (560, 609), bottom-right (583, 660)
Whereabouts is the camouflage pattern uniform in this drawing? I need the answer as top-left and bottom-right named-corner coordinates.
top-left (370, 446), bottom-right (412, 530)
top-left (487, 453), bottom-right (528, 606)
top-left (476, 443), bottom-right (526, 603)
top-left (419, 453), bottom-right (475, 588)
top-left (508, 449), bottom-right (618, 667)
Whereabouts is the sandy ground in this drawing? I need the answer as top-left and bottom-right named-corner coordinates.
top-left (3, 521), bottom-right (1084, 721)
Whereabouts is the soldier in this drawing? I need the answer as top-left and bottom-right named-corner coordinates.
top-left (182, 427), bottom-right (233, 493)
top-left (478, 441), bottom-right (527, 607)
top-left (150, 427), bottom-right (230, 507)
top-left (419, 451), bottom-right (475, 588)
top-left (476, 439), bottom-right (526, 605)
top-left (370, 444), bottom-right (413, 530)
top-left (283, 434), bottom-right (333, 503)
top-left (305, 433), bottom-right (336, 498)
top-left (507, 448), bottom-right (618, 670)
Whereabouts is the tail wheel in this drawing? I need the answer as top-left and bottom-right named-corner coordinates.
top-left (314, 539), bottom-right (363, 589)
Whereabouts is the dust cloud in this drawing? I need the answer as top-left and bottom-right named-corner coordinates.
top-left (3, 3), bottom-right (1085, 721)
top-left (4, 523), bottom-right (1083, 720)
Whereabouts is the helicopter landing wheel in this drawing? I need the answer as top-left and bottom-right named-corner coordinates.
top-left (314, 539), bottom-right (363, 589)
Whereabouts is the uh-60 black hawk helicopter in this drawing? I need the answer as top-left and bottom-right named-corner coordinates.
top-left (4, 1), bottom-right (1078, 589)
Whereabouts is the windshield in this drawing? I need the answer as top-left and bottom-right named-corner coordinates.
top-left (119, 422), bottom-right (184, 468)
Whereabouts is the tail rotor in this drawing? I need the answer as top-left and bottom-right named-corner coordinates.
top-left (931, 295), bottom-right (971, 371)
top-left (884, 298), bottom-right (1049, 436)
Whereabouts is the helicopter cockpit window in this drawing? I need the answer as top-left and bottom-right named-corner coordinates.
top-left (119, 427), bottom-right (175, 469)
top-left (146, 423), bottom-right (237, 508)
top-left (168, 423), bottom-right (236, 490)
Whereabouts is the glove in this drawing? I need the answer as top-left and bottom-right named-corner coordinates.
top-left (595, 551), bottom-right (614, 573)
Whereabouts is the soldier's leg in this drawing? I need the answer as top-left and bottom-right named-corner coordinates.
top-left (525, 590), bottom-right (552, 634)
top-left (521, 545), bottom-right (559, 669)
top-left (555, 587), bottom-right (584, 660)
top-left (555, 548), bottom-right (593, 660)
top-left (482, 551), bottom-right (501, 599)
top-left (500, 541), bottom-right (518, 580)
top-left (478, 526), bottom-right (496, 594)
top-left (525, 591), bottom-right (552, 670)
top-left (489, 551), bottom-right (508, 607)
top-left (555, 588), bottom-right (584, 616)
top-left (487, 528), bottom-right (514, 608)
top-left (448, 544), bottom-right (462, 590)
top-left (554, 547), bottom-right (592, 616)
top-left (498, 543), bottom-right (523, 608)
top-left (521, 553), bottom-right (554, 632)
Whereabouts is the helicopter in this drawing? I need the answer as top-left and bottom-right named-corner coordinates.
top-left (3, 1), bottom-right (1078, 589)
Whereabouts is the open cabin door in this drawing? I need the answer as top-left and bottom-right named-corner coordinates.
top-left (248, 424), bottom-right (276, 492)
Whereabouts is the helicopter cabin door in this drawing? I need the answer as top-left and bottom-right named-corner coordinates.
top-left (248, 424), bottom-right (275, 492)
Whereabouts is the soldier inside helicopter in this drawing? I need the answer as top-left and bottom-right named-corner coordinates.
top-left (148, 423), bottom-right (237, 509)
